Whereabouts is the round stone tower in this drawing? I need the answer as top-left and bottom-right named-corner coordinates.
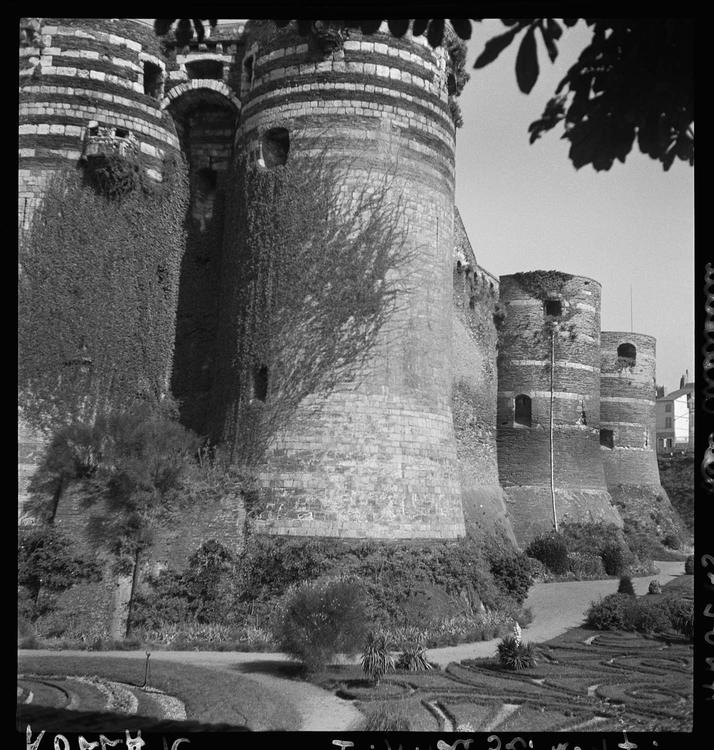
top-left (215, 20), bottom-right (465, 539)
top-left (599, 332), bottom-right (680, 536)
top-left (19, 18), bottom-right (181, 234)
top-left (18, 18), bottom-right (182, 520)
top-left (496, 271), bottom-right (622, 543)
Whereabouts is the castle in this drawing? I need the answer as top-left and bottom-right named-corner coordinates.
top-left (18, 19), bottom-right (680, 573)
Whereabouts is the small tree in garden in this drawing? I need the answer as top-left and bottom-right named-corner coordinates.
top-left (617, 575), bottom-right (636, 596)
top-left (272, 578), bottom-right (367, 672)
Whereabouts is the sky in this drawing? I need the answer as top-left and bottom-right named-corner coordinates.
top-left (453, 20), bottom-right (695, 395)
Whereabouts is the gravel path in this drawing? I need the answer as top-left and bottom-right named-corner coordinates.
top-left (19, 560), bottom-right (684, 731)
top-left (425, 559), bottom-right (684, 667)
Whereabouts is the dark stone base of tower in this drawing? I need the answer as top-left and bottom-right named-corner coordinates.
top-left (503, 487), bottom-right (623, 544)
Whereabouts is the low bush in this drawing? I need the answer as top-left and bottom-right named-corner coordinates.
top-left (497, 635), bottom-right (537, 671)
top-left (393, 628), bottom-right (432, 672)
top-left (560, 522), bottom-right (621, 556)
top-left (623, 601), bottom-right (671, 633)
top-left (600, 542), bottom-right (632, 576)
top-left (586, 594), bottom-right (633, 630)
top-left (525, 533), bottom-right (569, 575)
top-left (617, 576), bottom-right (636, 596)
top-left (684, 555), bottom-right (694, 575)
top-left (567, 552), bottom-right (606, 579)
top-left (662, 596), bottom-right (694, 639)
top-left (361, 701), bottom-right (411, 731)
top-left (489, 552), bottom-right (534, 604)
top-left (648, 580), bottom-right (662, 595)
top-left (271, 578), bottom-right (367, 672)
top-left (662, 533), bottom-right (682, 550)
top-left (524, 556), bottom-right (547, 581)
top-left (361, 631), bottom-right (396, 684)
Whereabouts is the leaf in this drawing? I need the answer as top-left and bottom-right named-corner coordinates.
top-left (360, 19), bottom-right (384, 35)
top-left (473, 24), bottom-right (523, 68)
top-left (563, 18), bottom-right (579, 27)
top-left (515, 26), bottom-right (539, 93)
top-left (274, 19), bottom-right (291, 28)
top-left (546, 18), bottom-right (563, 39)
top-left (296, 20), bottom-right (313, 36)
top-left (412, 19), bottom-right (429, 36)
top-left (540, 22), bottom-right (559, 62)
top-left (175, 19), bottom-right (193, 46)
top-left (426, 19), bottom-right (445, 47)
top-left (449, 19), bottom-right (472, 39)
top-left (387, 19), bottom-right (410, 37)
top-left (192, 19), bottom-right (205, 42)
top-left (153, 19), bottom-right (175, 36)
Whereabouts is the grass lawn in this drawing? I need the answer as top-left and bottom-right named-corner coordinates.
top-left (17, 654), bottom-right (301, 732)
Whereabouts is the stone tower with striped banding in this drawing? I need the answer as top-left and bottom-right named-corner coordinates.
top-left (599, 332), bottom-right (680, 537)
top-left (495, 272), bottom-right (624, 542)
top-left (216, 20), bottom-right (467, 538)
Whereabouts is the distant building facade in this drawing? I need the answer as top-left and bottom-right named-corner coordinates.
top-left (656, 380), bottom-right (694, 453)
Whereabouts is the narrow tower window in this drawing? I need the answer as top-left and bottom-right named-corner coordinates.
top-left (261, 127), bottom-right (290, 167)
top-left (253, 364), bottom-right (268, 402)
top-left (143, 61), bottom-right (163, 98)
top-left (617, 342), bottom-right (637, 366)
top-left (600, 429), bottom-right (614, 449)
top-left (514, 394), bottom-right (532, 427)
top-left (544, 299), bottom-right (562, 317)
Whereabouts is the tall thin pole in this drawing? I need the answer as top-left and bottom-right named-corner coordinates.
top-left (550, 327), bottom-right (558, 532)
top-left (630, 284), bottom-right (633, 332)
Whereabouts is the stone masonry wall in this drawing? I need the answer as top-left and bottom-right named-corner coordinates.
top-left (224, 21), bottom-right (465, 538)
top-left (600, 331), bottom-right (681, 539)
top-left (452, 210), bottom-right (515, 545)
top-left (496, 273), bottom-right (622, 543)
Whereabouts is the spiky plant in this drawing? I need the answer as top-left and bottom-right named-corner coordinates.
top-left (361, 631), bottom-right (395, 685)
top-left (497, 635), bottom-right (537, 671)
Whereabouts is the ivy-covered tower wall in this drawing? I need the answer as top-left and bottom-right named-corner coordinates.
top-left (496, 272), bottom-right (623, 544)
top-left (215, 21), bottom-right (465, 539)
top-left (599, 332), bottom-right (681, 537)
top-left (452, 210), bottom-right (515, 544)
top-left (18, 18), bottom-right (182, 520)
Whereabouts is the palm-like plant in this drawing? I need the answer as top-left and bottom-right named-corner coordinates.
top-left (361, 631), bottom-right (395, 685)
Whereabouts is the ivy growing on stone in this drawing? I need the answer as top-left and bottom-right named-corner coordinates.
top-left (18, 154), bottom-right (190, 433)
top-left (209, 147), bottom-right (412, 464)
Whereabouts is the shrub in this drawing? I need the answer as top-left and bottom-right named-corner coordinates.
top-left (394, 629), bottom-right (432, 672)
top-left (560, 522), bottom-right (622, 556)
top-left (489, 552), bottom-right (534, 604)
top-left (586, 594), bottom-right (632, 630)
top-left (600, 542), bottom-right (632, 576)
top-left (362, 701), bottom-right (410, 731)
top-left (617, 575), bottom-right (636, 596)
top-left (648, 579), bottom-right (662, 594)
top-left (684, 555), bottom-right (694, 575)
top-left (524, 556), bottom-right (547, 581)
top-left (567, 552), bottom-right (606, 579)
top-left (662, 596), bottom-right (694, 639)
top-left (525, 533), bottom-right (569, 574)
top-left (662, 533), bottom-right (682, 550)
top-left (623, 601), bottom-right (671, 634)
top-left (361, 631), bottom-right (396, 684)
top-left (271, 578), bottom-right (367, 672)
top-left (497, 635), bottom-right (537, 671)
top-left (18, 526), bottom-right (102, 621)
